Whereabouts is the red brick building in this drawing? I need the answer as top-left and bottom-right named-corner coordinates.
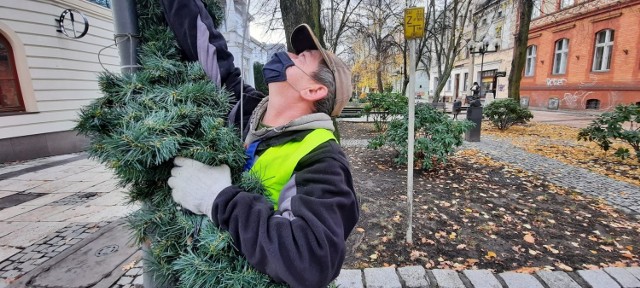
top-left (521, 0), bottom-right (640, 110)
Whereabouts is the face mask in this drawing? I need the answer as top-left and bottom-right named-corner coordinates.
top-left (263, 51), bottom-right (295, 84)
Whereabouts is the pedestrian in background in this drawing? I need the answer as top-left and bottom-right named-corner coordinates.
top-left (453, 97), bottom-right (462, 120)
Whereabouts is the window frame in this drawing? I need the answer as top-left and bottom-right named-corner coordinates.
top-left (552, 38), bottom-right (569, 75)
top-left (0, 34), bottom-right (25, 113)
top-left (592, 29), bottom-right (614, 72)
top-left (560, 0), bottom-right (574, 9)
top-left (532, 0), bottom-right (542, 18)
top-left (525, 45), bottom-right (537, 77)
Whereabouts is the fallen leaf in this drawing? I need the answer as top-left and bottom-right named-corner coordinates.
top-left (543, 245), bottom-right (560, 254)
top-left (421, 237), bottom-right (435, 245)
top-left (529, 249), bottom-right (539, 256)
top-left (600, 245), bottom-right (614, 252)
top-left (626, 245), bottom-right (634, 251)
top-left (356, 227), bottom-right (365, 233)
top-left (582, 264), bottom-right (600, 270)
top-left (369, 253), bottom-right (378, 260)
top-left (122, 260), bottom-right (137, 271)
top-left (456, 244), bottom-right (467, 250)
top-left (465, 258), bottom-right (480, 265)
top-left (621, 251), bottom-right (636, 259)
top-left (524, 234), bottom-right (535, 244)
top-left (410, 250), bottom-right (427, 261)
top-left (556, 262), bottom-right (573, 271)
top-left (485, 251), bottom-right (497, 260)
top-left (449, 232), bottom-right (457, 240)
top-left (514, 267), bottom-right (542, 273)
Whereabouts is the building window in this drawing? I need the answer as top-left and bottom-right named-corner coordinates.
top-left (525, 45), bottom-right (537, 76)
top-left (463, 73), bottom-right (468, 91)
top-left (585, 99), bottom-right (600, 109)
top-left (553, 38), bottom-right (569, 75)
top-left (592, 29), bottom-right (614, 72)
top-left (532, 0), bottom-right (541, 18)
top-left (0, 34), bottom-right (24, 113)
top-left (86, 0), bottom-right (111, 8)
top-left (446, 78), bottom-right (451, 91)
top-left (561, 0), bottom-right (574, 9)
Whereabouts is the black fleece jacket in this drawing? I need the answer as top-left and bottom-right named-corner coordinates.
top-left (161, 1), bottom-right (359, 287)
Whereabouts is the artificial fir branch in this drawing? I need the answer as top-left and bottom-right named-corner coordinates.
top-left (75, 0), bottom-right (281, 286)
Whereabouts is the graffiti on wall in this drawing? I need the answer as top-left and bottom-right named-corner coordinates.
top-left (546, 78), bottom-right (567, 86)
top-left (498, 84), bottom-right (505, 92)
top-left (560, 91), bottom-right (594, 109)
top-left (559, 90), bottom-right (623, 110)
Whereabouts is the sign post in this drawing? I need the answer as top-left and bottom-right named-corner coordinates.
top-left (403, 7), bottom-right (424, 244)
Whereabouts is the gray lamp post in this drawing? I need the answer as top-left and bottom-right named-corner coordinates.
top-left (464, 39), bottom-right (499, 142)
top-left (468, 39), bottom-right (500, 99)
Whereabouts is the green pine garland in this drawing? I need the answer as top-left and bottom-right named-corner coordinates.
top-left (76, 0), bottom-right (282, 286)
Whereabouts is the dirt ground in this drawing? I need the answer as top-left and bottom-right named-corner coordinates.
top-left (338, 122), bottom-right (640, 273)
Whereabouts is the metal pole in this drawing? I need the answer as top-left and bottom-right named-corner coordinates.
top-left (111, 0), bottom-right (139, 74)
top-left (480, 51), bottom-right (484, 98)
top-left (406, 39), bottom-right (416, 244)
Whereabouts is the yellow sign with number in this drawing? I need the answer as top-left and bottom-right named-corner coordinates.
top-left (404, 7), bottom-right (425, 39)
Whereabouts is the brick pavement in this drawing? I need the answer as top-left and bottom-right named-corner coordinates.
top-left (0, 155), bottom-right (139, 287)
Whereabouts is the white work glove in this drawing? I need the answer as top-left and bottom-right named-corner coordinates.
top-left (168, 157), bottom-right (232, 218)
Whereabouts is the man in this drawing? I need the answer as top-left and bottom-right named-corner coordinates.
top-left (470, 82), bottom-right (480, 99)
top-left (452, 97), bottom-right (462, 120)
top-left (162, 1), bottom-right (359, 287)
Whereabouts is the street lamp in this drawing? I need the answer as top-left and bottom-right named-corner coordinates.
top-left (468, 39), bottom-right (500, 98)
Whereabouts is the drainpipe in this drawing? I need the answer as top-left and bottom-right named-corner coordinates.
top-left (111, 0), bottom-right (140, 74)
top-left (112, 2), bottom-right (160, 288)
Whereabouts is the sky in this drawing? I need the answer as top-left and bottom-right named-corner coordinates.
top-left (250, 21), bottom-right (286, 44)
top-left (246, 0), bottom-right (286, 45)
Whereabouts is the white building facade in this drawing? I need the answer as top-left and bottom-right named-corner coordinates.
top-left (0, 0), bottom-right (120, 162)
top-left (428, 0), bottom-right (517, 104)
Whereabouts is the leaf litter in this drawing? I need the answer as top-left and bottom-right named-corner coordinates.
top-left (339, 122), bottom-right (640, 273)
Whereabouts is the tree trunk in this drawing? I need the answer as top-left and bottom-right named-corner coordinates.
top-left (508, 0), bottom-right (534, 102)
top-left (279, 0), bottom-right (325, 51)
top-left (279, 0), bottom-right (341, 141)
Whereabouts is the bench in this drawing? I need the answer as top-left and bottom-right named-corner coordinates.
top-left (339, 106), bottom-right (364, 118)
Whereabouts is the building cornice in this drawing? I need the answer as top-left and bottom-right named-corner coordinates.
top-left (521, 84), bottom-right (640, 91)
top-left (529, 0), bottom-right (640, 34)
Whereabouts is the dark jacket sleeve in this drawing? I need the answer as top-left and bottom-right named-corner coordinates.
top-left (211, 141), bottom-right (359, 288)
top-left (160, 0), bottom-right (265, 130)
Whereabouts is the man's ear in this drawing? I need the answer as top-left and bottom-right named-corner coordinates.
top-left (300, 84), bottom-right (328, 102)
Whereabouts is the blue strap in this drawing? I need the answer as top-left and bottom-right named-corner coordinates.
top-left (243, 140), bottom-right (261, 171)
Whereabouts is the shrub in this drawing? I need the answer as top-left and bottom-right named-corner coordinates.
top-left (483, 99), bottom-right (534, 130)
top-left (578, 104), bottom-right (640, 161)
top-left (362, 92), bottom-right (407, 132)
top-left (368, 103), bottom-right (475, 170)
top-left (252, 62), bottom-right (268, 95)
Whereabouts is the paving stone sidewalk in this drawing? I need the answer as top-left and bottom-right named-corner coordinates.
top-left (0, 155), bottom-right (138, 287)
top-left (334, 266), bottom-right (640, 288)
